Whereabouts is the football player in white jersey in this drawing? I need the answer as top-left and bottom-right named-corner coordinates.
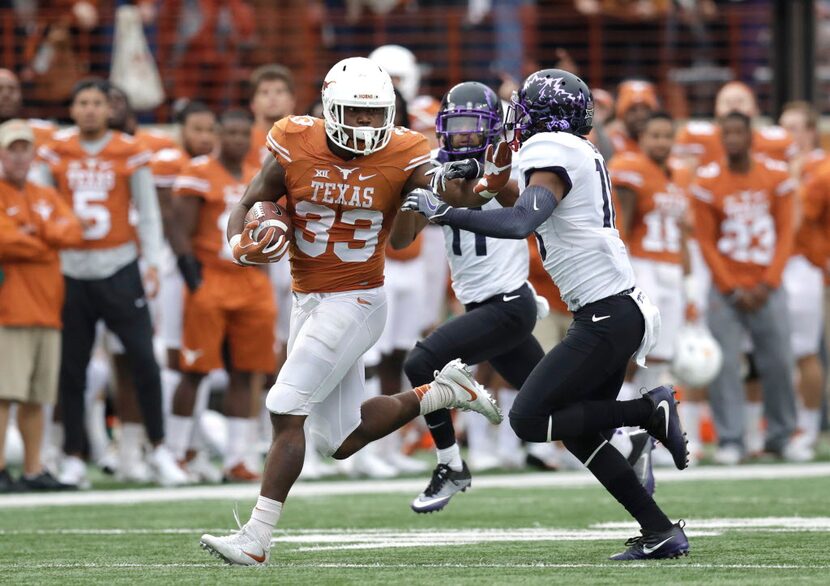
top-left (397, 81), bottom-right (546, 513)
top-left (405, 69), bottom-right (690, 560)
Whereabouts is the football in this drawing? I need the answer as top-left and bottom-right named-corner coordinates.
top-left (245, 201), bottom-right (292, 243)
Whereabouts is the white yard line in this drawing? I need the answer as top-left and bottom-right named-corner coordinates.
top-left (0, 462), bottom-right (828, 509)
top-left (5, 561), bottom-right (830, 570)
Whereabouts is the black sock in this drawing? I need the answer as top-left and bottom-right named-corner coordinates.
top-left (548, 398), bottom-right (653, 439)
top-left (424, 408), bottom-right (456, 449)
top-left (564, 435), bottom-right (672, 533)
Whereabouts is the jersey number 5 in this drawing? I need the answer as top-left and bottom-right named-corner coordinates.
top-left (293, 200), bottom-right (382, 262)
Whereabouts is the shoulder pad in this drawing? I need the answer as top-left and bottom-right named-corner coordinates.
top-left (153, 148), bottom-right (183, 163)
top-left (53, 128), bottom-right (78, 142)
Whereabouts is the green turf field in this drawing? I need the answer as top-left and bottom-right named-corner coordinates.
top-left (2, 465), bottom-right (830, 585)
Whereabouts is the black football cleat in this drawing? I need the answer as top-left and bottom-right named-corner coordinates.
top-left (643, 386), bottom-right (689, 470)
top-left (411, 462), bottom-right (471, 513)
top-left (610, 521), bottom-right (690, 560)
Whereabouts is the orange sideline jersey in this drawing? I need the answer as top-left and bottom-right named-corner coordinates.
top-left (386, 231), bottom-right (423, 261)
top-left (0, 179), bottom-right (83, 328)
top-left (28, 118), bottom-right (57, 147)
top-left (675, 121), bottom-right (794, 165)
top-left (796, 158), bottom-right (830, 270)
top-left (38, 129), bottom-right (151, 250)
top-left (246, 124), bottom-right (271, 169)
top-left (609, 153), bottom-right (691, 264)
top-left (150, 146), bottom-right (190, 190)
top-left (691, 156), bottom-right (796, 292)
top-left (173, 155), bottom-right (257, 271)
top-left (135, 128), bottom-right (178, 153)
top-left (266, 115), bottom-right (431, 293)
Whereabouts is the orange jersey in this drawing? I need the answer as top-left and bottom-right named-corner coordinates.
top-left (796, 158), bottom-right (830, 269)
top-left (38, 129), bottom-right (152, 250)
top-left (691, 157), bottom-right (796, 292)
top-left (0, 179), bottom-right (83, 328)
top-left (135, 128), bottom-right (178, 153)
top-left (28, 118), bottom-right (58, 147)
top-left (675, 121), bottom-right (795, 165)
top-left (609, 153), bottom-right (691, 264)
top-left (246, 124), bottom-right (271, 169)
top-left (150, 146), bottom-right (191, 190)
top-left (174, 155), bottom-right (257, 271)
top-left (267, 115), bottom-right (430, 293)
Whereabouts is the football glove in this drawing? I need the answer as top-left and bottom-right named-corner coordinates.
top-left (474, 142), bottom-right (512, 198)
top-left (401, 188), bottom-right (452, 223)
top-left (425, 158), bottom-right (482, 193)
top-left (229, 220), bottom-right (288, 265)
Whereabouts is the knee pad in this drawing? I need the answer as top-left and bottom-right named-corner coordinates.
top-left (403, 344), bottom-right (435, 387)
top-left (508, 410), bottom-right (549, 443)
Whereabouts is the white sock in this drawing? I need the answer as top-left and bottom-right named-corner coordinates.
top-left (464, 410), bottom-right (495, 459)
top-left (496, 389), bottom-right (523, 465)
top-left (161, 368), bottom-right (181, 420)
top-left (797, 408), bottom-right (821, 443)
top-left (415, 383), bottom-right (454, 415)
top-left (119, 422), bottom-right (146, 465)
top-left (681, 401), bottom-right (702, 448)
top-left (166, 415), bottom-right (194, 461)
top-left (248, 494), bottom-right (282, 545)
top-left (224, 417), bottom-right (248, 470)
top-left (436, 444), bottom-right (463, 471)
top-left (744, 402), bottom-right (764, 453)
top-left (247, 416), bottom-right (262, 469)
top-left (85, 399), bottom-right (110, 462)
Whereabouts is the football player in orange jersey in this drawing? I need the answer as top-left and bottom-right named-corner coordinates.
top-left (778, 102), bottom-right (827, 459)
top-left (610, 112), bottom-right (710, 466)
top-left (246, 64), bottom-right (296, 169)
top-left (674, 81), bottom-right (795, 168)
top-left (168, 109), bottom-right (277, 482)
top-left (607, 80), bottom-right (659, 157)
top-left (200, 58), bottom-right (501, 566)
top-left (36, 78), bottom-right (188, 488)
top-left (691, 111), bottom-right (800, 465)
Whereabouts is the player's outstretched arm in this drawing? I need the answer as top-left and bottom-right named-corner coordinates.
top-left (389, 210), bottom-right (428, 250)
top-left (226, 156), bottom-right (287, 241)
top-left (403, 170), bottom-right (565, 239)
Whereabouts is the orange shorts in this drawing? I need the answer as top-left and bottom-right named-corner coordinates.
top-left (180, 266), bottom-right (277, 374)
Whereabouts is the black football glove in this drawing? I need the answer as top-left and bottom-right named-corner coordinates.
top-left (177, 254), bottom-right (203, 292)
top-left (425, 158), bottom-right (482, 192)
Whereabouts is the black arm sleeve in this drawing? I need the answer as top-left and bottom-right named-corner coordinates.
top-left (439, 184), bottom-right (558, 239)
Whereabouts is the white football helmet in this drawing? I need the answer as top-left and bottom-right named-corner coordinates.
top-left (671, 324), bottom-right (723, 388)
top-left (368, 44), bottom-right (420, 103)
top-left (322, 57), bottom-right (396, 156)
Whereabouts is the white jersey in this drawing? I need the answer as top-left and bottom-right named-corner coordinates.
top-left (517, 132), bottom-right (634, 311)
top-left (433, 150), bottom-right (528, 304)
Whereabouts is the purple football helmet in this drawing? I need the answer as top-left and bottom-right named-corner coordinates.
top-left (436, 81), bottom-right (503, 160)
top-left (504, 69), bottom-right (593, 151)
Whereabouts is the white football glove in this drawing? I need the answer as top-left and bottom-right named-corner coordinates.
top-left (401, 188), bottom-right (452, 223)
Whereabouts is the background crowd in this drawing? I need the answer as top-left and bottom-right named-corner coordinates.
top-left (0, 0), bottom-right (828, 491)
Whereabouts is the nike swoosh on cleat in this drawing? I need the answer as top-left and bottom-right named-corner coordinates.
top-left (503, 294), bottom-right (520, 302)
top-left (657, 400), bottom-right (670, 439)
top-left (242, 549), bottom-right (266, 563)
top-left (642, 536), bottom-right (674, 554)
top-left (459, 384), bottom-right (478, 401)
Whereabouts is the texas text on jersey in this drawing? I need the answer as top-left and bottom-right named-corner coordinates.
top-left (267, 115), bottom-right (430, 293)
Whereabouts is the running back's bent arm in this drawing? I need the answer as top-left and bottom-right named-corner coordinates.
top-left (226, 157), bottom-right (287, 241)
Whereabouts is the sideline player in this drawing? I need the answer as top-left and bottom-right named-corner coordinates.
top-left (199, 57), bottom-right (501, 565)
top-left (406, 69), bottom-right (690, 560)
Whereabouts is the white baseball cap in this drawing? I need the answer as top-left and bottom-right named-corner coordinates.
top-left (0, 119), bottom-right (35, 149)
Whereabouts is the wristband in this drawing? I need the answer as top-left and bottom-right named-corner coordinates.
top-left (229, 234), bottom-right (242, 250)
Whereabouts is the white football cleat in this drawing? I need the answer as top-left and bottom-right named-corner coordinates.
top-left (115, 458), bottom-right (152, 483)
top-left (58, 455), bottom-right (90, 489)
top-left (434, 359), bottom-right (503, 424)
top-left (201, 523), bottom-right (271, 566)
top-left (148, 445), bottom-right (190, 486)
top-left (187, 451), bottom-right (223, 484)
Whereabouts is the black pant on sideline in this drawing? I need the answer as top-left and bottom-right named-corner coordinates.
top-left (404, 283), bottom-right (544, 449)
top-left (60, 261), bottom-right (164, 454)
